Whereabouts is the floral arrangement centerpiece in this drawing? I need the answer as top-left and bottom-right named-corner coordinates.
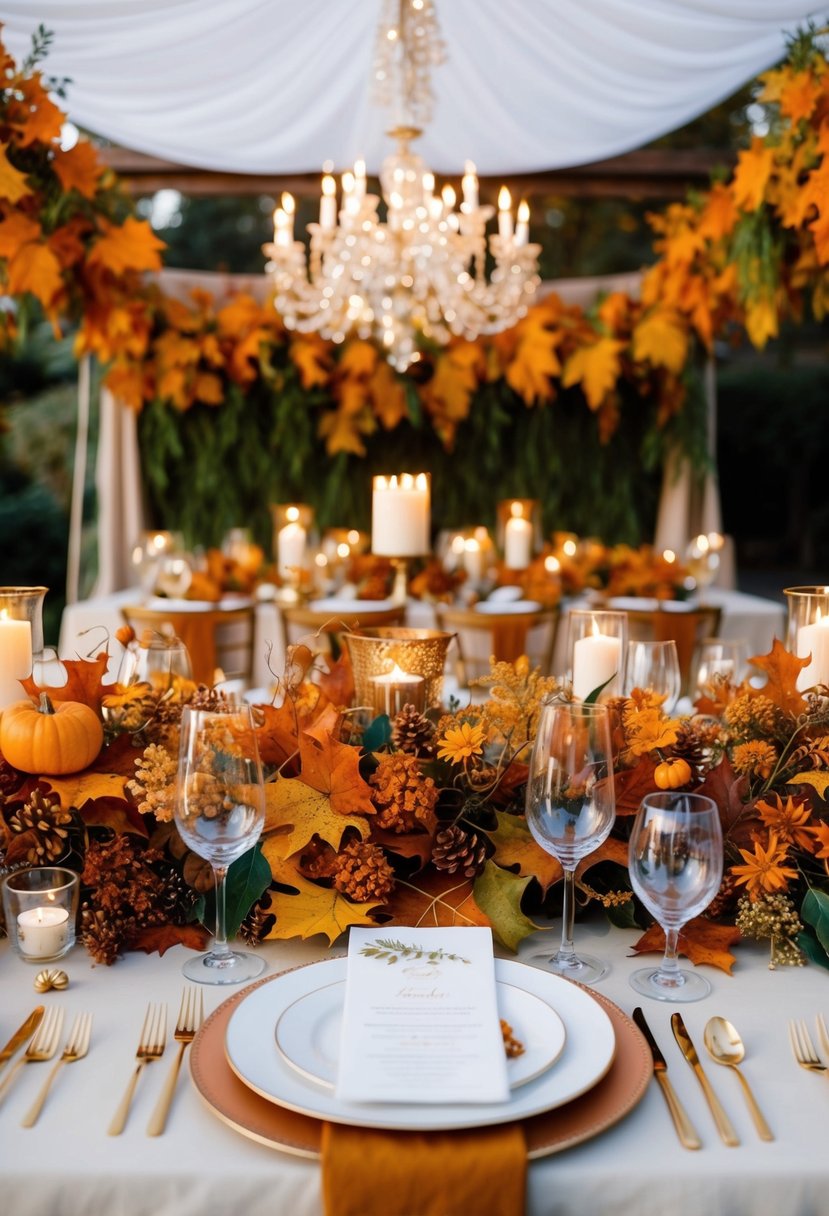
top-left (0, 630), bottom-right (827, 973)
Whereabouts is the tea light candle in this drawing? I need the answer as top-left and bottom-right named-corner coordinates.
top-left (797, 613), bottom-right (829, 689)
top-left (572, 627), bottom-right (622, 701)
top-left (369, 663), bottom-right (425, 717)
top-left (463, 538), bottom-right (484, 584)
top-left (0, 611), bottom-right (32, 711)
top-left (371, 474), bottom-right (430, 557)
top-left (278, 507), bottom-right (307, 579)
top-left (17, 906), bottom-right (70, 960)
top-left (504, 504), bottom-right (532, 569)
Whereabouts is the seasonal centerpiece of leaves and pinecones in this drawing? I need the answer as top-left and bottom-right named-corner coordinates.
top-left (0, 631), bottom-right (827, 973)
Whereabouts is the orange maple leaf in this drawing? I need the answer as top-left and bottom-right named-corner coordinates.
top-left (732, 138), bottom-right (775, 212)
top-left (131, 923), bottom-right (211, 958)
top-left (697, 182), bottom-right (738, 242)
top-left (748, 639), bottom-right (808, 717)
top-left (6, 241), bottom-right (63, 308)
top-left (21, 652), bottom-right (116, 714)
top-left (316, 651), bottom-right (355, 709)
top-left (630, 916), bottom-right (741, 974)
top-left (298, 704), bottom-right (375, 817)
top-left (52, 141), bottom-right (104, 199)
top-left (0, 143), bottom-right (30, 202)
top-left (88, 217), bottom-right (165, 275)
top-left (193, 371), bottom-right (224, 405)
top-left (0, 210), bottom-right (40, 257)
top-left (631, 308), bottom-right (688, 373)
top-left (369, 359), bottom-right (409, 430)
top-left (290, 334), bottom-right (333, 388)
top-left (9, 75), bottom-right (65, 147)
top-left (383, 869), bottom-right (491, 931)
top-left (744, 292), bottom-right (779, 348)
top-left (780, 70), bottom-right (823, 125)
top-left (561, 337), bottom-right (625, 410)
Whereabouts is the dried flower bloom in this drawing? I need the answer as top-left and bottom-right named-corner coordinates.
top-left (370, 753), bottom-right (438, 834)
top-left (735, 892), bottom-right (804, 968)
top-left (756, 794), bottom-right (815, 851)
top-left (731, 740), bottom-right (778, 779)
top-left (437, 721), bottom-right (486, 764)
top-left (128, 742), bottom-right (178, 821)
top-left (730, 833), bottom-right (798, 900)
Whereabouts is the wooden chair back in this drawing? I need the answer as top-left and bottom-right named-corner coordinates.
top-left (281, 604), bottom-right (407, 657)
top-left (434, 604), bottom-right (559, 685)
top-left (625, 605), bottom-right (723, 695)
top-left (121, 604), bottom-right (255, 687)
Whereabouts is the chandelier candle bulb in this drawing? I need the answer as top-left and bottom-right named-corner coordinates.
top-left (462, 161), bottom-right (478, 210)
top-left (515, 200), bottom-right (530, 246)
top-left (572, 628), bottom-right (622, 701)
top-left (504, 504), bottom-right (532, 569)
top-left (17, 906), bottom-right (69, 960)
top-left (796, 613), bottom-right (829, 689)
top-left (0, 611), bottom-right (32, 711)
top-left (369, 663), bottom-right (425, 717)
top-left (354, 158), bottom-right (367, 200)
top-left (320, 174), bottom-right (337, 230)
top-left (498, 187), bottom-right (513, 240)
top-left (371, 473), bottom-right (430, 557)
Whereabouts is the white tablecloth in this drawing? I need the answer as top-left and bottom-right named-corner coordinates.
top-left (0, 925), bottom-right (827, 1216)
top-left (59, 586), bottom-right (786, 693)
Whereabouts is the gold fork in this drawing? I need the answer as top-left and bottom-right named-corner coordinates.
top-left (817, 1013), bottom-right (829, 1058)
top-left (788, 1019), bottom-right (828, 1078)
top-left (20, 1012), bottom-right (93, 1128)
top-left (0, 1006), bottom-right (64, 1107)
top-left (108, 1003), bottom-right (167, 1135)
top-left (146, 988), bottom-right (204, 1136)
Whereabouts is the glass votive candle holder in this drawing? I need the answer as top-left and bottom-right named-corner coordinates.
top-left (567, 609), bottom-right (628, 700)
top-left (2, 867), bottom-right (79, 962)
top-left (785, 586), bottom-right (829, 690)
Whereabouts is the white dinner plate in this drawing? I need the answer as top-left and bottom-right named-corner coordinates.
top-left (310, 597), bottom-right (398, 613)
top-left (225, 957), bottom-right (615, 1132)
top-left (474, 600), bottom-right (542, 615)
top-left (274, 977), bottom-right (566, 1092)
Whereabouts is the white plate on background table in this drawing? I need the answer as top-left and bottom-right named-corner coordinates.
top-left (474, 600), bottom-right (543, 615)
top-left (146, 595), bottom-right (253, 612)
top-left (309, 597), bottom-right (398, 613)
top-left (606, 596), bottom-right (697, 613)
top-left (274, 976), bottom-right (566, 1092)
top-left (224, 957), bottom-right (615, 1132)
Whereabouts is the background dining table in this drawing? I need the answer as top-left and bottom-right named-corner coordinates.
top-left (0, 922), bottom-right (826, 1216)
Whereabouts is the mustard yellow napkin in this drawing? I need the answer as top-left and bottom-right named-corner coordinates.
top-left (321, 1121), bottom-right (527, 1216)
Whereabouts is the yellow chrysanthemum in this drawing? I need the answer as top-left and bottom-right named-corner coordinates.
top-left (731, 740), bottom-right (777, 779)
top-left (730, 833), bottom-right (798, 900)
top-left (437, 721), bottom-right (486, 764)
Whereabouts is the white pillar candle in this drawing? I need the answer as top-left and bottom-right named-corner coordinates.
top-left (498, 186), bottom-right (513, 240)
top-left (515, 200), bottom-right (530, 246)
top-left (371, 474), bottom-right (430, 557)
top-left (796, 614), bottom-right (829, 689)
top-left (463, 538), bottom-right (483, 584)
top-left (319, 174), bottom-right (337, 230)
top-left (0, 613), bottom-right (32, 711)
top-left (17, 906), bottom-right (69, 959)
top-left (572, 632), bottom-right (622, 701)
top-left (278, 509), bottom-right (307, 579)
top-left (462, 161), bottom-right (478, 210)
top-left (369, 663), bottom-right (425, 717)
top-left (504, 505), bottom-right (532, 569)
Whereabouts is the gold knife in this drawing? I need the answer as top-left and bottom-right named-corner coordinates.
top-left (633, 1007), bottom-right (701, 1150)
top-left (671, 1012), bottom-right (739, 1147)
top-left (0, 1006), bottom-right (45, 1073)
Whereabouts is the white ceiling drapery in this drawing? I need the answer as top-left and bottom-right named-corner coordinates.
top-left (0, 1), bottom-right (824, 176)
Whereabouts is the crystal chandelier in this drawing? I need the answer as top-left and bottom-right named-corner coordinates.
top-left (263, 0), bottom-right (541, 372)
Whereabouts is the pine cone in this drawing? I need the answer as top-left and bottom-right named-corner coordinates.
top-left (392, 704), bottom-right (436, 758)
top-left (80, 903), bottom-right (135, 966)
top-left (370, 753), bottom-right (438, 834)
top-left (706, 870), bottom-right (739, 921)
top-left (330, 841), bottom-right (395, 902)
top-left (8, 790), bottom-right (74, 865)
top-left (671, 724), bottom-right (709, 784)
top-left (239, 892), bottom-right (275, 945)
top-left (431, 825), bottom-right (487, 879)
top-left (155, 861), bottom-right (198, 924)
top-left (189, 686), bottom-right (235, 712)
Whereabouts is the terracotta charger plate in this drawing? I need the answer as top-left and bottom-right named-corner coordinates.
top-left (190, 962), bottom-right (652, 1160)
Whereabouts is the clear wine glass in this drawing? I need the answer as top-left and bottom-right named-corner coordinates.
top-left (688, 638), bottom-right (748, 701)
top-left (103, 633), bottom-right (193, 734)
top-left (623, 639), bottom-right (681, 712)
top-left (628, 791), bottom-right (723, 1002)
top-left (525, 700), bottom-right (616, 983)
top-left (175, 701), bottom-right (267, 985)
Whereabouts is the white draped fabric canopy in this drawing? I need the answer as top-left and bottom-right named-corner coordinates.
top-left (1, 1), bottom-right (825, 175)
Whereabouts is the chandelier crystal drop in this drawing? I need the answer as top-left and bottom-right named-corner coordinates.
top-left (263, 0), bottom-right (541, 372)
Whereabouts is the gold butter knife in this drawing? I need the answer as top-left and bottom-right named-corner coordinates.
top-left (0, 1007), bottom-right (45, 1073)
top-left (633, 1007), bottom-right (701, 1150)
top-left (671, 1012), bottom-right (739, 1147)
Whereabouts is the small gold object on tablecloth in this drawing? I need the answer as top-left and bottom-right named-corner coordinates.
top-left (34, 968), bottom-right (69, 993)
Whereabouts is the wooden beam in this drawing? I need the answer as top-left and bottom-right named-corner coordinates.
top-left (98, 144), bottom-right (733, 201)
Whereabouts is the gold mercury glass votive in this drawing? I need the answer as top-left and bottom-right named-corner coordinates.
top-left (344, 627), bottom-right (455, 711)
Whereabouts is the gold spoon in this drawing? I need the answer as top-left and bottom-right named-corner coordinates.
top-left (703, 1016), bottom-right (773, 1141)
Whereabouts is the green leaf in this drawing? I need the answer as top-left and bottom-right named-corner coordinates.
top-left (584, 674), bottom-right (615, 704)
top-left (605, 899), bottom-right (639, 929)
top-left (473, 860), bottom-right (539, 952)
top-left (363, 713), bottom-right (392, 752)
top-left (801, 887), bottom-right (829, 957)
top-left (796, 928), bottom-right (829, 971)
top-left (201, 842), bottom-right (272, 942)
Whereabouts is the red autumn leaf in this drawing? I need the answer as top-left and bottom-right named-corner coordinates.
top-left (21, 652), bottom-right (116, 714)
top-left (89, 732), bottom-right (142, 777)
top-left (696, 754), bottom-right (751, 841)
top-left (613, 757), bottom-right (658, 815)
top-left (130, 923), bottom-right (211, 958)
top-left (749, 639), bottom-right (808, 717)
top-left (629, 915), bottom-right (741, 974)
top-left (299, 704), bottom-right (375, 817)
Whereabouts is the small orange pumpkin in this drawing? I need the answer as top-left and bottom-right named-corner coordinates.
top-left (0, 693), bottom-right (103, 775)
top-left (654, 756), bottom-right (692, 790)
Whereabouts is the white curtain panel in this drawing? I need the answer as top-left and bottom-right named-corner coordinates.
top-left (1, 1), bottom-right (824, 175)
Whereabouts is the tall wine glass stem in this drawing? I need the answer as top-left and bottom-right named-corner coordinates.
top-left (210, 864), bottom-right (232, 964)
top-left (658, 926), bottom-right (682, 984)
top-left (558, 867), bottom-right (578, 965)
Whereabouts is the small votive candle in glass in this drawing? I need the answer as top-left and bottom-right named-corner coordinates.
top-left (369, 663), bottom-right (426, 717)
top-left (2, 867), bottom-right (79, 962)
top-left (568, 610), bottom-right (628, 701)
top-left (785, 586), bottom-right (829, 690)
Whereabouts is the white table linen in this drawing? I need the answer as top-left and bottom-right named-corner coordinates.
top-left (0, 926), bottom-right (826, 1216)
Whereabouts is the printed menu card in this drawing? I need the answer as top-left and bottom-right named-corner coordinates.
top-left (336, 926), bottom-right (510, 1104)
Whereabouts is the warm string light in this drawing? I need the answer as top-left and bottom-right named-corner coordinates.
top-left (263, 0), bottom-right (540, 371)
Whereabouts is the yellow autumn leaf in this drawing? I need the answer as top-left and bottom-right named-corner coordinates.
top-left (193, 371), bottom-right (224, 405)
top-left (263, 777), bottom-right (370, 858)
top-left (370, 359), bottom-right (409, 430)
top-left (786, 771), bottom-right (829, 798)
top-left (744, 293), bottom-right (779, 348)
top-left (561, 337), bottom-right (625, 410)
top-left (732, 138), bottom-right (775, 212)
top-left (88, 217), bottom-right (165, 275)
top-left (6, 242), bottom-right (63, 307)
top-left (42, 771), bottom-right (130, 808)
top-left (262, 852), bottom-right (382, 944)
top-left (339, 338), bottom-right (377, 378)
top-left (0, 143), bottom-right (30, 202)
top-left (505, 314), bottom-right (562, 404)
top-left (631, 309), bottom-right (689, 373)
top-left (317, 405), bottom-right (372, 456)
top-left (290, 334), bottom-right (332, 388)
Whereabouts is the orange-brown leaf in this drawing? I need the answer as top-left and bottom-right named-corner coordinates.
top-left (88, 217), bottom-right (165, 275)
top-left (10, 75), bottom-right (64, 147)
top-left (561, 337), bottom-right (625, 410)
top-left (253, 700), bottom-right (302, 769)
top-left (0, 143), bottom-right (30, 202)
top-left (370, 825), bottom-right (434, 870)
top-left (732, 138), bottom-right (774, 212)
top-left (52, 142), bottom-right (104, 199)
top-left (0, 211), bottom-right (40, 257)
top-left (131, 922), bottom-right (211, 958)
top-left (21, 652), bottom-right (116, 714)
top-left (299, 704), bottom-right (375, 817)
top-left (384, 869), bottom-right (491, 931)
top-left (7, 242), bottom-right (63, 307)
top-left (613, 757), bottom-right (658, 815)
top-left (749, 639), bottom-right (808, 717)
top-left (630, 916), bottom-right (741, 974)
top-left (316, 651), bottom-right (355, 709)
